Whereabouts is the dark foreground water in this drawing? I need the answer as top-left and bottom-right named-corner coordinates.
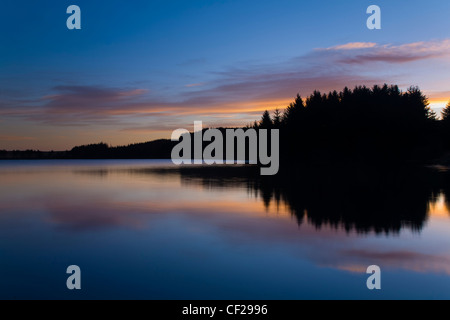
top-left (0, 160), bottom-right (449, 299)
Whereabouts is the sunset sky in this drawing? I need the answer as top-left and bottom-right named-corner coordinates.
top-left (1, 0), bottom-right (450, 150)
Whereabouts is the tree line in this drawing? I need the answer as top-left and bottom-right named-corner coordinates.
top-left (251, 84), bottom-right (449, 164)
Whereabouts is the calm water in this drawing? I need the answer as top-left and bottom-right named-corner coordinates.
top-left (0, 160), bottom-right (449, 299)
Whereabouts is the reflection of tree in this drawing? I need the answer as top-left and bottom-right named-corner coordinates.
top-left (260, 166), bottom-right (441, 234)
top-left (442, 178), bottom-right (450, 215)
top-left (178, 165), bottom-right (447, 235)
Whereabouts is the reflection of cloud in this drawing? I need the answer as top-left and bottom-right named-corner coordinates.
top-left (335, 265), bottom-right (368, 273)
top-left (45, 203), bottom-right (150, 231)
top-left (334, 249), bottom-right (450, 275)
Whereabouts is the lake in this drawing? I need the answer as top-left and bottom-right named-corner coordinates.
top-left (0, 160), bottom-right (449, 299)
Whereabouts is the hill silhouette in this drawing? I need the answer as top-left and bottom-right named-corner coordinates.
top-left (0, 139), bottom-right (177, 160)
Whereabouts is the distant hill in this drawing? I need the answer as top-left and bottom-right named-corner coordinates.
top-left (0, 139), bottom-right (177, 160)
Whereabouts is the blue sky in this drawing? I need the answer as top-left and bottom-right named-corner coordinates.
top-left (1, 0), bottom-right (450, 150)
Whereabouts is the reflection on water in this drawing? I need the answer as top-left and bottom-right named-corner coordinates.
top-left (0, 160), bottom-right (449, 299)
top-left (177, 165), bottom-right (449, 234)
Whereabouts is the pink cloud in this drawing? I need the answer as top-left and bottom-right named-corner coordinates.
top-left (326, 42), bottom-right (377, 50)
top-left (325, 39), bottom-right (450, 64)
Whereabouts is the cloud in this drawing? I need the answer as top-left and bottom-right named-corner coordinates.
top-left (32, 86), bottom-right (154, 125)
top-left (323, 40), bottom-right (450, 64)
top-left (1, 39), bottom-right (450, 133)
top-left (185, 83), bottom-right (205, 88)
top-left (426, 91), bottom-right (450, 101)
top-left (327, 42), bottom-right (377, 50)
top-left (43, 85), bottom-right (148, 110)
top-left (0, 135), bottom-right (36, 141)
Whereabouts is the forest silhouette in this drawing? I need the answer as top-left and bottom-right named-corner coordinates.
top-left (253, 84), bottom-right (446, 165)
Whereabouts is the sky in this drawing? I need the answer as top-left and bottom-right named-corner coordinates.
top-left (1, 0), bottom-right (450, 150)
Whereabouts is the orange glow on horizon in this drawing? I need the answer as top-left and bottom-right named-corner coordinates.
top-left (429, 194), bottom-right (450, 219)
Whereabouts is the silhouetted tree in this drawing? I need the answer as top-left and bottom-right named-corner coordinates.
top-left (282, 94), bottom-right (304, 128)
top-left (273, 108), bottom-right (282, 128)
top-left (260, 110), bottom-right (273, 129)
top-left (440, 101), bottom-right (450, 148)
top-left (442, 101), bottom-right (450, 122)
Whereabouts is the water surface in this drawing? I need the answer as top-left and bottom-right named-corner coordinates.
top-left (0, 160), bottom-right (449, 299)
